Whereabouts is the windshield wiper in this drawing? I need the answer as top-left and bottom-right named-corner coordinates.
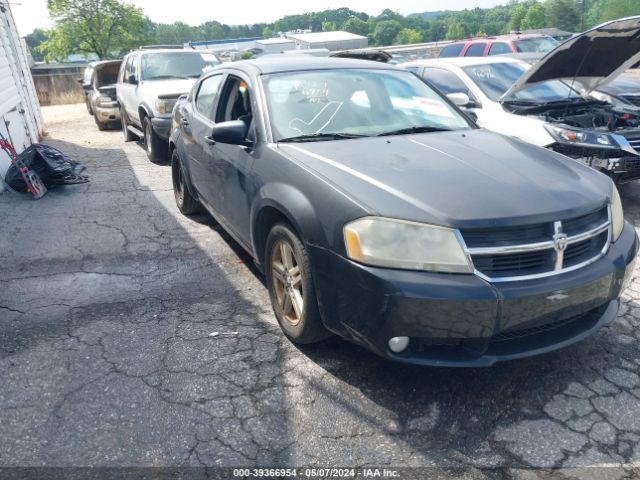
top-left (377, 126), bottom-right (452, 136)
top-left (278, 133), bottom-right (369, 143)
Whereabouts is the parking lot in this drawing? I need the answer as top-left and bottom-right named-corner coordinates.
top-left (1, 103), bottom-right (640, 474)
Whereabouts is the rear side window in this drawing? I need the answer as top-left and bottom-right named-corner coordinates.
top-left (195, 74), bottom-right (224, 120)
top-left (422, 67), bottom-right (473, 98)
top-left (488, 42), bottom-right (512, 55)
top-left (465, 43), bottom-right (487, 57)
top-left (439, 43), bottom-right (464, 58)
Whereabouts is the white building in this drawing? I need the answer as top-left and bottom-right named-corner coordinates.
top-left (0, 2), bottom-right (43, 190)
top-left (255, 38), bottom-right (296, 54)
top-left (286, 31), bottom-right (368, 51)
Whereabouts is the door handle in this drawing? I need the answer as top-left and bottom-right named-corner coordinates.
top-left (204, 135), bottom-right (216, 145)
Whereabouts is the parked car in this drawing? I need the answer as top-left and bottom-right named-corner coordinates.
top-left (438, 33), bottom-right (558, 58)
top-left (79, 60), bottom-right (122, 130)
top-left (116, 48), bottom-right (221, 162)
top-left (403, 16), bottom-right (640, 183)
top-left (169, 56), bottom-right (637, 367)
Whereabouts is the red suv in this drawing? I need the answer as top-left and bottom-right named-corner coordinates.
top-left (438, 33), bottom-right (559, 58)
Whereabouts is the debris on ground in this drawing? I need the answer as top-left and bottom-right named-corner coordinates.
top-left (4, 144), bottom-right (89, 194)
top-left (208, 331), bottom-right (239, 338)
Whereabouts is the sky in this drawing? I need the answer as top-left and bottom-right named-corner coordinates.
top-left (14, 0), bottom-right (509, 37)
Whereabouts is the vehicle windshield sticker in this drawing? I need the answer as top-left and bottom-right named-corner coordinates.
top-left (471, 67), bottom-right (495, 79)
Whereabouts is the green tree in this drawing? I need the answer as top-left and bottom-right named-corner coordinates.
top-left (446, 22), bottom-right (466, 40)
top-left (394, 28), bottom-right (423, 44)
top-left (25, 28), bottom-right (48, 62)
top-left (372, 20), bottom-right (402, 45)
top-left (39, 0), bottom-right (144, 60)
top-left (342, 17), bottom-right (369, 36)
top-left (545, 0), bottom-right (580, 32)
top-left (262, 27), bottom-right (273, 38)
top-left (601, 0), bottom-right (640, 22)
top-left (509, 4), bottom-right (528, 31)
top-left (322, 21), bottom-right (337, 32)
top-left (521, 4), bottom-right (547, 30)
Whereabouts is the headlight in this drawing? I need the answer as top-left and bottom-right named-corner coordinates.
top-left (156, 98), bottom-right (178, 114)
top-left (343, 217), bottom-right (473, 273)
top-left (544, 124), bottom-right (615, 149)
top-left (611, 184), bottom-right (624, 242)
top-left (96, 95), bottom-right (116, 107)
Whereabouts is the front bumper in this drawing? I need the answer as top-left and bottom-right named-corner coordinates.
top-left (94, 105), bottom-right (121, 123)
top-left (310, 222), bottom-right (638, 367)
top-left (151, 117), bottom-right (172, 141)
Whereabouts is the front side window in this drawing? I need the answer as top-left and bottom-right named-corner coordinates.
top-left (422, 67), bottom-right (473, 98)
top-left (463, 62), bottom-right (580, 102)
top-left (141, 52), bottom-right (220, 81)
top-left (262, 69), bottom-right (471, 141)
top-left (465, 43), bottom-right (487, 57)
top-left (195, 74), bottom-right (224, 120)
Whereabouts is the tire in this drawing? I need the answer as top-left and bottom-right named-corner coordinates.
top-left (265, 223), bottom-right (330, 344)
top-left (171, 149), bottom-right (202, 215)
top-left (121, 107), bottom-right (136, 142)
top-left (94, 115), bottom-right (107, 131)
top-left (86, 99), bottom-right (93, 115)
top-left (143, 116), bottom-right (167, 163)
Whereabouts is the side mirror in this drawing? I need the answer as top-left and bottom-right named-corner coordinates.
top-left (81, 83), bottom-right (92, 91)
top-left (128, 75), bottom-right (138, 85)
top-left (447, 92), bottom-right (471, 107)
top-left (465, 110), bottom-right (478, 122)
top-left (211, 120), bottom-right (250, 145)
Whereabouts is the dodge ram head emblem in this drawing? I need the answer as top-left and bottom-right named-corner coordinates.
top-left (553, 221), bottom-right (568, 270)
top-left (553, 232), bottom-right (568, 252)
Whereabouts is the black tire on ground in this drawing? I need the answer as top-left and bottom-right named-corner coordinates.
top-left (86, 99), bottom-right (93, 115)
top-left (94, 115), bottom-right (108, 131)
top-left (265, 222), bottom-right (331, 344)
top-left (171, 149), bottom-right (203, 215)
top-left (121, 108), bottom-right (136, 142)
top-left (143, 116), bottom-right (167, 163)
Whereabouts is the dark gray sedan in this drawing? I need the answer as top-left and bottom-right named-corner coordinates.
top-left (169, 57), bottom-right (638, 367)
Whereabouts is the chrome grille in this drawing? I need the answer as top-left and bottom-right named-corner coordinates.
top-left (461, 207), bottom-right (610, 282)
top-left (624, 136), bottom-right (640, 152)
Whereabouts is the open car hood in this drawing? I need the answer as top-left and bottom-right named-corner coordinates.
top-left (502, 16), bottom-right (640, 101)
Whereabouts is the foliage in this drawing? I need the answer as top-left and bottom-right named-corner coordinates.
top-left (26, 0), bottom-right (640, 62)
top-left (372, 20), bottom-right (402, 45)
top-left (25, 29), bottom-right (48, 61)
top-left (521, 4), bottom-right (547, 29)
top-left (39, 0), bottom-right (145, 61)
top-left (395, 28), bottom-right (423, 44)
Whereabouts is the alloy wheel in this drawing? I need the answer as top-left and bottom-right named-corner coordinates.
top-left (145, 122), bottom-right (153, 156)
top-left (173, 159), bottom-right (185, 207)
top-left (271, 240), bottom-right (304, 326)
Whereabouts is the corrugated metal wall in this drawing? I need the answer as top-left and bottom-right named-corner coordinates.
top-left (0, 2), bottom-right (43, 189)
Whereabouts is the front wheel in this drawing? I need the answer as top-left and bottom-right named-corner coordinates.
top-left (143, 117), bottom-right (167, 163)
top-left (121, 108), bottom-right (136, 142)
top-left (171, 149), bottom-right (202, 215)
top-left (265, 223), bottom-right (330, 344)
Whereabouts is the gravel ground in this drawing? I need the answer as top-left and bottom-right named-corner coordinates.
top-left (1, 104), bottom-right (640, 477)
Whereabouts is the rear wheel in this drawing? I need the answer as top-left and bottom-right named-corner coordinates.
top-left (265, 223), bottom-right (330, 344)
top-left (143, 116), bottom-right (167, 163)
top-left (121, 108), bottom-right (136, 142)
top-left (171, 149), bottom-right (202, 215)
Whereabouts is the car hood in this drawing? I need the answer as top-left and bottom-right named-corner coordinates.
top-left (139, 78), bottom-right (196, 98)
top-left (278, 129), bottom-right (611, 229)
top-left (503, 15), bottom-right (640, 100)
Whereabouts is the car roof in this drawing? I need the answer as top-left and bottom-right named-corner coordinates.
top-left (401, 56), bottom-right (526, 68)
top-left (215, 56), bottom-right (402, 75)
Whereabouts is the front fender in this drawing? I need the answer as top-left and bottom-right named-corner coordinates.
top-left (250, 182), bottom-right (327, 263)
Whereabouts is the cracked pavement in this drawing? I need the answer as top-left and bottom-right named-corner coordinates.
top-left (1, 104), bottom-right (640, 475)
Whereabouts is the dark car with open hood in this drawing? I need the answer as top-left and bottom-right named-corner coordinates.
top-left (169, 56), bottom-right (637, 367)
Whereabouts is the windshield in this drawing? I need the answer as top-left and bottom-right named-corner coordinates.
top-left (463, 62), bottom-right (580, 103)
top-left (514, 37), bottom-right (558, 53)
top-left (141, 52), bottom-right (220, 81)
top-left (262, 69), bottom-right (471, 141)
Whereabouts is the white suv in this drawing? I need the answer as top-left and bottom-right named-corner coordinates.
top-left (117, 48), bottom-right (220, 162)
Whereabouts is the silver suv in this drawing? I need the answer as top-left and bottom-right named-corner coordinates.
top-left (116, 47), bottom-right (220, 162)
